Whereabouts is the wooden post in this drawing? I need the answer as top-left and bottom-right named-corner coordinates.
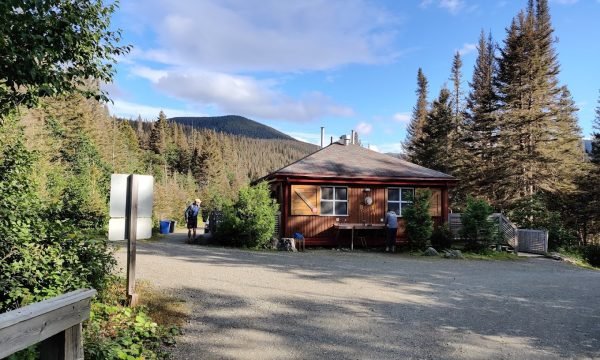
top-left (282, 181), bottom-right (289, 238)
top-left (441, 186), bottom-right (449, 224)
top-left (39, 324), bottom-right (83, 360)
top-left (126, 174), bottom-right (139, 306)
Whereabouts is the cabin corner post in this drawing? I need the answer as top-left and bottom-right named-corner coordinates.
top-left (441, 185), bottom-right (449, 224)
top-left (282, 179), bottom-right (290, 238)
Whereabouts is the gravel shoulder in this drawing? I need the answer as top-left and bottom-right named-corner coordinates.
top-left (115, 233), bottom-right (600, 360)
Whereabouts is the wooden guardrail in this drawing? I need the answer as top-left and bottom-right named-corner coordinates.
top-left (0, 289), bottom-right (96, 360)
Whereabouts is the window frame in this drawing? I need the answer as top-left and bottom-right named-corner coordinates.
top-left (387, 187), bottom-right (415, 217)
top-left (320, 186), bottom-right (349, 216)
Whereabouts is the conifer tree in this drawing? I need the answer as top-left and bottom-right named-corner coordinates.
top-left (404, 68), bottom-right (429, 159)
top-left (495, 0), bottom-right (581, 211)
top-left (149, 111), bottom-right (167, 155)
top-left (412, 88), bottom-right (453, 172)
top-left (462, 31), bottom-right (501, 206)
top-left (450, 51), bottom-right (464, 120)
top-left (592, 92), bottom-right (600, 165)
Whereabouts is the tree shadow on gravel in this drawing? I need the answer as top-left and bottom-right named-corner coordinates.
top-left (135, 239), bottom-right (600, 359)
top-left (170, 284), bottom-right (599, 360)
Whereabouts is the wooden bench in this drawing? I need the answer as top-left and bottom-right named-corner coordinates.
top-left (0, 289), bottom-right (96, 360)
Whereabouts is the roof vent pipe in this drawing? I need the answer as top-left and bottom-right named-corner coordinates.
top-left (330, 136), bottom-right (333, 144)
top-left (351, 130), bottom-right (355, 145)
top-left (320, 127), bottom-right (325, 148)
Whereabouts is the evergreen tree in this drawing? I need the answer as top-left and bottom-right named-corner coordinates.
top-left (404, 68), bottom-right (429, 159)
top-left (495, 0), bottom-right (581, 211)
top-left (149, 111), bottom-right (167, 155)
top-left (450, 51), bottom-right (464, 120)
top-left (592, 91), bottom-right (600, 165)
top-left (462, 31), bottom-right (501, 206)
top-left (135, 115), bottom-right (147, 148)
top-left (412, 88), bottom-right (453, 172)
top-left (578, 92), bottom-right (600, 243)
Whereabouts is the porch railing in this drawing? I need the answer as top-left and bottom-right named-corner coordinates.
top-left (0, 289), bottom-right (96, 360)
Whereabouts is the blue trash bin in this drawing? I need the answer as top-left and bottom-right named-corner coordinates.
top-left (159, 220), bottom-right (171, 234)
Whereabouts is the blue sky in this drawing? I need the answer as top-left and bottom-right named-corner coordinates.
top-left (107, 0), bottom-right (600, 152)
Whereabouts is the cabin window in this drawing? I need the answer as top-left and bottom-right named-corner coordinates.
top-left (387, 188), bottom-right (414, 216)
top-left (320, 186), bottom-right (348, 216)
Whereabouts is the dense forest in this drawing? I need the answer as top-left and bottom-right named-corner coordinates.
top-left (403, 0), bottom-right (600, 247)
top-left (17, 97), bottom-right (318, 226)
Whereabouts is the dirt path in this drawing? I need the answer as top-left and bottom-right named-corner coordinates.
top-left (115, 233), bottom-right (600, 360)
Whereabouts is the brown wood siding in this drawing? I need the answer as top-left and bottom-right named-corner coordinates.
top-left (281, 182), bottom-right (448, 247)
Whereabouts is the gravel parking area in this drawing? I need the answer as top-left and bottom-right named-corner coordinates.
top-left (115, 234), bottom-right (600, 360)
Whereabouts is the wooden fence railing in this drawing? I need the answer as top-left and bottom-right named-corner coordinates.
top-left (490, 213), bottom-right (519, 251)
top-left (448, 213), bottom-right (550, 254)
top-left (0, 289), bottom-right (96, 360)
top-left (518, 229), bottom-right (548, 254)
top-left (449, 213), bottom-right (519, 253)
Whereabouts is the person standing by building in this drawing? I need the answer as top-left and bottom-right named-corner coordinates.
top-left (185, 198), bottom-right (202, 243)
top-left (384, 208), bottom-right (398, 253)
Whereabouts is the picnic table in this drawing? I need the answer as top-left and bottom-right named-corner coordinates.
top-left (334, 223), bottom-right (386, 250)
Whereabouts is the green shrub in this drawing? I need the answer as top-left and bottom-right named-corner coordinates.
top-left (216, 182), bottom-right (279, 248)
top-left (84, 277), bottom-right (175, 360)
top-left (431, 224), bottom-right (453, 250)
top-left (403, 189), bottom-right (433, 250)
top-left (460, 197), bottom-right (498, 252)
top-left (582, 244), bottom-right (600, 268)
top-left (0, 136), bottom-right (114, 312)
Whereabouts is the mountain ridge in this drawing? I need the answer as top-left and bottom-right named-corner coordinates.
top-left (169, 115), bottom-right (298, 141)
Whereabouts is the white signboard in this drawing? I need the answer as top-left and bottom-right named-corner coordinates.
top-left (110, 174), bottom-right (154, 218)
top-left (108, 218), bottom-right (153, 241)
top-left (108, 174), bottom-right (154, 241)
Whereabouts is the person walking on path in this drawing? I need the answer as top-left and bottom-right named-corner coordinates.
top-left (185, 199), bottom-right (202, 243)
top-left (384, 208), bottom-right (398, 252)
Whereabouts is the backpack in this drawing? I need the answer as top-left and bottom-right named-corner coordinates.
top-left (185, 204), bottom-right (200, 220)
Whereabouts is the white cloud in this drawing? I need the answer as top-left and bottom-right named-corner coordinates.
top-left (440, 0), bottom-right (466, 14)
top-left (130, 66), bottom-right (168, 83)
top-left (355, 122), bottom-right (373, 136)
top-left (370, 143), bottom-right (404, 154)
top-left (127, 0), bottom-right (400, 72)
top-left (286, 131), bottom-right (321, 145)
top-left (458, 43), bottom-right (477, 56)
top-left (420, 0), bottom-right (434, 8)
top-left (551, 0), bottom-right (578, 4)
top-left (421, 0), bottom-right (469, 14)
top-left (393, 112), bottom-right (411, 123)
top-left (132, 68), bottom-right (354, 122)
top-left (108, 99), bottom-right (203, 120)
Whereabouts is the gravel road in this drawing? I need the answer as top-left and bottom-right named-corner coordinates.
top-left (115, 233), bottom-right (600, 360)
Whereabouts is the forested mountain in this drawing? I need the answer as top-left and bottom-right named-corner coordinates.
top-left (169, 115), bottom-right (296, 140)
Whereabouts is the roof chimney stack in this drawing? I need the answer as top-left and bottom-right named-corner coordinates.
top-left (351, 130), bottom-right (355, 145)
top-left (341, 135), bottom-right (350, 146)
top-left (320, 127), bottom-right (325, 148)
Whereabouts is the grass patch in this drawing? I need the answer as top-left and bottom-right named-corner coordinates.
top-left (551, 249), bottom-right (599, 270)
top-left (137, 280), bottom-right (191, 329)
top-left (462, 251), bottom-right (520, 261)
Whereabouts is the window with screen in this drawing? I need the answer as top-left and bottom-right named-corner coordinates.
top-left (320, 186), bottom-right (348, 216)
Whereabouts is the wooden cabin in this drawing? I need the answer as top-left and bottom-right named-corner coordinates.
top-left (260, 141), bottom-right (457, 247)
